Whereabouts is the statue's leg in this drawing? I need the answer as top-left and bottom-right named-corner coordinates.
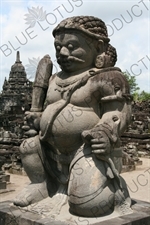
top-left (14, 136), bottom-right (54, 207)
top-left (20, 136), bottom-right (46, 183)
top-left (68, 147), bottom-right (132, 217)
top-left (68, 147), bottom-right (115, 217)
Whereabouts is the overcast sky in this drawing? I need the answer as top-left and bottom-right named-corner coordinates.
top-left (0, 0), bottom-right (149, 92)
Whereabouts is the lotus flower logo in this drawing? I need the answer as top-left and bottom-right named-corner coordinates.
top-left (24, 7), bottom-right (47, 28)
top-left (25, 57), bottom-right (40, 79)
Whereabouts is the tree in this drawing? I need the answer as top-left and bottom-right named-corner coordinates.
top-left (123, 71), bottom-right (150, 102)
top-left (123, 71), bottom-right (140, 94)
top-left (138, 91), bottom-right (150, 101)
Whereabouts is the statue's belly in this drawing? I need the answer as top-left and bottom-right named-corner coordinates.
top-left (40, 100), bottom-right (99, 152)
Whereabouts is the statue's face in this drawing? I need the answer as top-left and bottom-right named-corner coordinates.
top-left (54, 31), bottom-right (97, 73)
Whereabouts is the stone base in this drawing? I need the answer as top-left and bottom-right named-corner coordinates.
top-left (0, 199), bottom-right (150, 225)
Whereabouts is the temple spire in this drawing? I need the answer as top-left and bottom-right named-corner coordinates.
top-left (16, 51), bottom-right (21, 63)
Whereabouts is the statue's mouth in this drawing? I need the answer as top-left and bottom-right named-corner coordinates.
top-left (57, 56), bottom-right (85, 68)
top-left (57, 58), bottom-right (71, 67)
top-left (59, 61), bottom-right (72, 70)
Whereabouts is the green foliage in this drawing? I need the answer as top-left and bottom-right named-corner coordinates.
top-left (123, 71), bottom-right (140, 94)
top-left (134, 91), bottom-right (150, 102)
top-left (123, 71), bottom-right (150, 102)
top-left (132, 92), bottom-right (140, 102)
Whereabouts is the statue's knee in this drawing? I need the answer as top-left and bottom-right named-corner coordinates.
top-left (20, 137), bottom-right (39, 155)
top-left (68, 184), bottom-right (115, 217)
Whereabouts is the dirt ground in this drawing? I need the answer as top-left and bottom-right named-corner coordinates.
top-left (0, 157), bottom-right (150, 203)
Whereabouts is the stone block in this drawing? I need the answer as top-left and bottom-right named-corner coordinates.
top-left (0, 181), bottom-right (6, 189)
top-left (0, 174), bottom-right (10, 182)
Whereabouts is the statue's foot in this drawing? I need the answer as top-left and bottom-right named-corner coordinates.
top-left (49, 183), bottom-right (68, 217)
top-left (114, 196), bottom-right (133, 215)
top-left (114, 178), bottom-right (133, 216)
top-left (14, 181), bottom-right (48, 207)
top-left (49, 192), bottom-right (68, 218)
top-left (29, 193), bottom-right (68, 217)
top-left (28, 184), bottom-right (68, 217)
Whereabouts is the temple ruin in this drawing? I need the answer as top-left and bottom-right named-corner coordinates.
top-left (0, 52), bottom-right (33, 185)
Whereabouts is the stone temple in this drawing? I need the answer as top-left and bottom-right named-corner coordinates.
top-left (0, 51), bottom-right (33, 178)
top-left (0, 51), bottom-right (32, 133)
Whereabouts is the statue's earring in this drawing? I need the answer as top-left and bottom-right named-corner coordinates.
top-left (95, 53), bottom-right (105, 68)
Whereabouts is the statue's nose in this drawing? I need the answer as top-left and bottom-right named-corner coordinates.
top-left (60, 46), bottom-right (70, 56)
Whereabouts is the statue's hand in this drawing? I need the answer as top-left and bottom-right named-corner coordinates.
top-left (90, 131), bottom-right (111, 156)
top-left (82, 128), bottom-right (112, 157)
top-left (22, 111), bottom-right (42, 137)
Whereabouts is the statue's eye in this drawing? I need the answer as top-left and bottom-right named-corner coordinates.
top-left (68, 44), bottom-right (74, 50)
top-left (56, 45), bottom-right (61, 51)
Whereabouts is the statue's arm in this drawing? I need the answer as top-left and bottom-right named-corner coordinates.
top-left (101, 97), bottom-right (131, 133)
top-left (22, 55), bottom-right (53, 137)
top-left (30, 55), bottom-right (53, 112)
top-left (99, 71), bottom-right (132, 144)
top-left (82, 70), bottom-right (132, 155)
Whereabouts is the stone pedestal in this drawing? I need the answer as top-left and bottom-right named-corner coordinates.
top-left (0, 199), bottom-right (150, 225)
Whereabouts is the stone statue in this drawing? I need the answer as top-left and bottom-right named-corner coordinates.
top-left (14, 16), bottom-right (132, 217)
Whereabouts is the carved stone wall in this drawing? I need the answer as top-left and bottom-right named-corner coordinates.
top-left (121, 100), bottom-right (150, 171)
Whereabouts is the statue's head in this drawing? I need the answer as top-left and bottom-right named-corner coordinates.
top-left (53, 16), bottom-right (117, 73)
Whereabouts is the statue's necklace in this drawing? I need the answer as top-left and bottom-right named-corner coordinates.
top-left (55, 71), bottom-right (87, 93)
